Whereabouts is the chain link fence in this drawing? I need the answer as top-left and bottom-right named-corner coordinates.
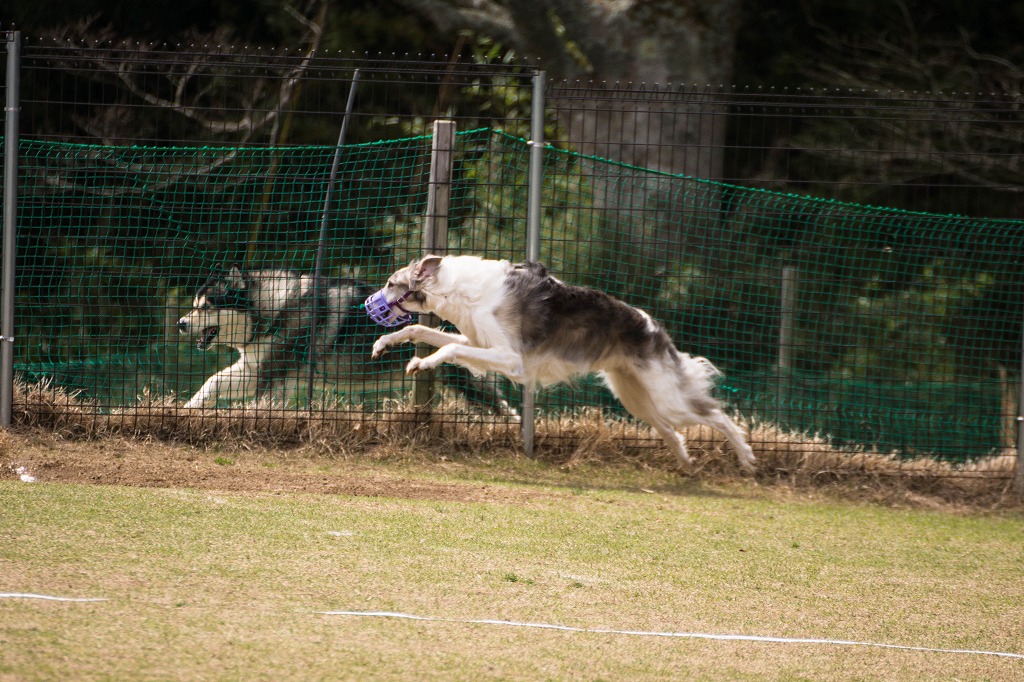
top-left (3, 33), bottom-right (1022, 479)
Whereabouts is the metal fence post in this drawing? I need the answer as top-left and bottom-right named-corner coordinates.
top-left (413, 119), bottom-right (456, 408)
top-left (308, 68), bottom-right (360, 407)
top-left (1, 31), bottom-right (21, 428)
top-left (521, 70), bottom-right (545, 457)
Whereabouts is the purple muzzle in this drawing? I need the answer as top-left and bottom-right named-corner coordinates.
top-left (364, 289), bottom-right (414, 327)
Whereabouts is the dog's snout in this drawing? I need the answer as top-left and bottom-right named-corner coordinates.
top-left (177, 318), bottom-right (189, 334)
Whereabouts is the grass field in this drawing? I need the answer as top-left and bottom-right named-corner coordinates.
top-left (2, 432), bottom-right (1023, 680)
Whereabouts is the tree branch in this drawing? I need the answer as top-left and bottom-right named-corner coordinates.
top-left (51, 0), bottom-right (327, 143)
top-left (796, 17), bottom-right (1024, 192)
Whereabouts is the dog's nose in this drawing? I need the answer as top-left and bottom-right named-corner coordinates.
top-left (177, 319), bottom-right (189, 334)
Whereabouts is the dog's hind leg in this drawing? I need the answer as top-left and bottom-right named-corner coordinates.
top-left (698, 408), bottom-right (757, 473)
top-left (600, 368), bottom-right (693, 467)
top-left (625, 361), bottom-right (757, 474)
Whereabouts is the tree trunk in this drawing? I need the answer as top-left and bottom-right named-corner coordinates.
top-left (542, 1), bottom-right (742, 281)
top-left (398, 0), bottom-right (743, 282)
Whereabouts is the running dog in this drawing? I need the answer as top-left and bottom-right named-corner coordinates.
top-left (367, 255), bottom-right (756, 472)
top-left (178, 265), bottom-right (510, 412)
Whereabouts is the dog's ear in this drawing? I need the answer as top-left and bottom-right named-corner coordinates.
top-left (413, 255), bottom-right (443, 284)
top-left (226, 265), bottom-right (247, 290)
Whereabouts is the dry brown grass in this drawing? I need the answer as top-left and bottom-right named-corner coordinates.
top-left (10, 380), bottom-right (1021, 509)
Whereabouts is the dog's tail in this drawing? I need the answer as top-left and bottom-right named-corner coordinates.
top-left (689, 354), bottom-right (723, 379)
top-left (676, 353), bottom-right (725, 402)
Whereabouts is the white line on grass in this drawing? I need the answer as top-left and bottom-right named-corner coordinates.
top-left (0, 593), bottom-right (108, 602)
top-left (5, 595), bottom-right (1018, 661)
top-left (320, 610), bottom-right (1024, 661)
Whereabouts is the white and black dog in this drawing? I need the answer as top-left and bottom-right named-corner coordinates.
top-left (369, 255), bottom-right (756, 472)
top-left (178, 265), bottom-right (512, 411)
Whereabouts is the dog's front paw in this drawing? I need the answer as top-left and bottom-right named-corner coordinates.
top-left (405, 356), bottom-right (434, 375)
top-left (371, 337), bottom-right (396, 360)
top-left (405, 356), bottom-right (421, 375)
top-left (371, 335), bottom-right (396, 360)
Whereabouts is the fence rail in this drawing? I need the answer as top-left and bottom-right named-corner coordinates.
top-left (3, 32), bottom-right (1023, 485)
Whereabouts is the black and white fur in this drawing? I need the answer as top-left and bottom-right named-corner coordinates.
top-left (371, 255), bottom-right (756, 472)
top-left (177, 266), bottom-right (373, 408)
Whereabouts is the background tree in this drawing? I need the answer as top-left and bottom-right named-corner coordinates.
top-left (392, 0), bottom-right (744, 270)
top-left (394, 0), bottom-right (741, 172)
top-left (733, 0), bottom-right (1024, 211)
top-left (729, 0), bottom-right (1024, 384)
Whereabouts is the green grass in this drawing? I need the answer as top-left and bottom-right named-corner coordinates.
top-left (1, 468), bottom-right (1023, 680)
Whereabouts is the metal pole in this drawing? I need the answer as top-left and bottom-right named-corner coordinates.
top-left (1, 32), bottom-right (22, 428)
top-left (307, 68), bottom-right (360, 406)
top-left (413, 119), bottom-right (456, 408)
top-left (521, 70), bottom-right (545, 457)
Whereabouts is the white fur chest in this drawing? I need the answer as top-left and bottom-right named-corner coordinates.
top-left (428, 257), bottom-right (516, 350)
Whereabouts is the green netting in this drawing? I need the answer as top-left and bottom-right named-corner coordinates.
top-left (13, 131), bottom-right (485, 408)
top-left (537, 142), bottom-right (1021, 460)
top-left (9, 129), bottom-right (1022, 460)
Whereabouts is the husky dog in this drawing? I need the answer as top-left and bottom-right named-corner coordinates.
top-left (369, 255), bottom-right (756, 472)
top-left (177, 266), bottom-right (374, 408)
top-left (179, 265), bottom-right (512, 412)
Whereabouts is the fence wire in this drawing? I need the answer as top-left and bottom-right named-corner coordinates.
top-left (4, 37), bottom-right (1023, 472)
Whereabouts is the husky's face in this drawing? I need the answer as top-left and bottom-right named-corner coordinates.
top-left (177, 267), bottom-right (253, 350)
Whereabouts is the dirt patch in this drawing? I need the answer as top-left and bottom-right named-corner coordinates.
top-left (4, 429), bottom-right (1021, 513)
top-left (0, 431), bottom-right (554, 505)
top-left (3, 398), bottom-right (1022, 512)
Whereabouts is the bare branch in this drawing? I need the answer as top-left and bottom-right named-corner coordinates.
top-left (50, 0), bottom-right (327, 143)
top-left (796, 18), bottom-right (1024, 193)
top-left (40, 1), bottom-right (329, 197)
top-left (394, 0), bottom-right (519, 45)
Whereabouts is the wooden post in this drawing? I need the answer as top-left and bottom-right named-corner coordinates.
top-left (1016, 319), bottom-right (1024, 498)
top-left (777, 265), bottom-right (797, 422)
top-left (413, 119), bottom-right (455, 408)
top-left (779, 265), bottom-right (797, 374)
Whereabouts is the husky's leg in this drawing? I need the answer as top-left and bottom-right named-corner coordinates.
top-left (371, 324), bottom-right (469, 359)
top-left (601, 367), bottom-right (693, 467)
top-left (405, 344), bottom-right (526, 384)
top-left (183, 358), bottom-right (258, 408)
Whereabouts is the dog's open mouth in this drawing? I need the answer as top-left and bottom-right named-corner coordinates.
top-left (197, 326), bottom-right (219, 350)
